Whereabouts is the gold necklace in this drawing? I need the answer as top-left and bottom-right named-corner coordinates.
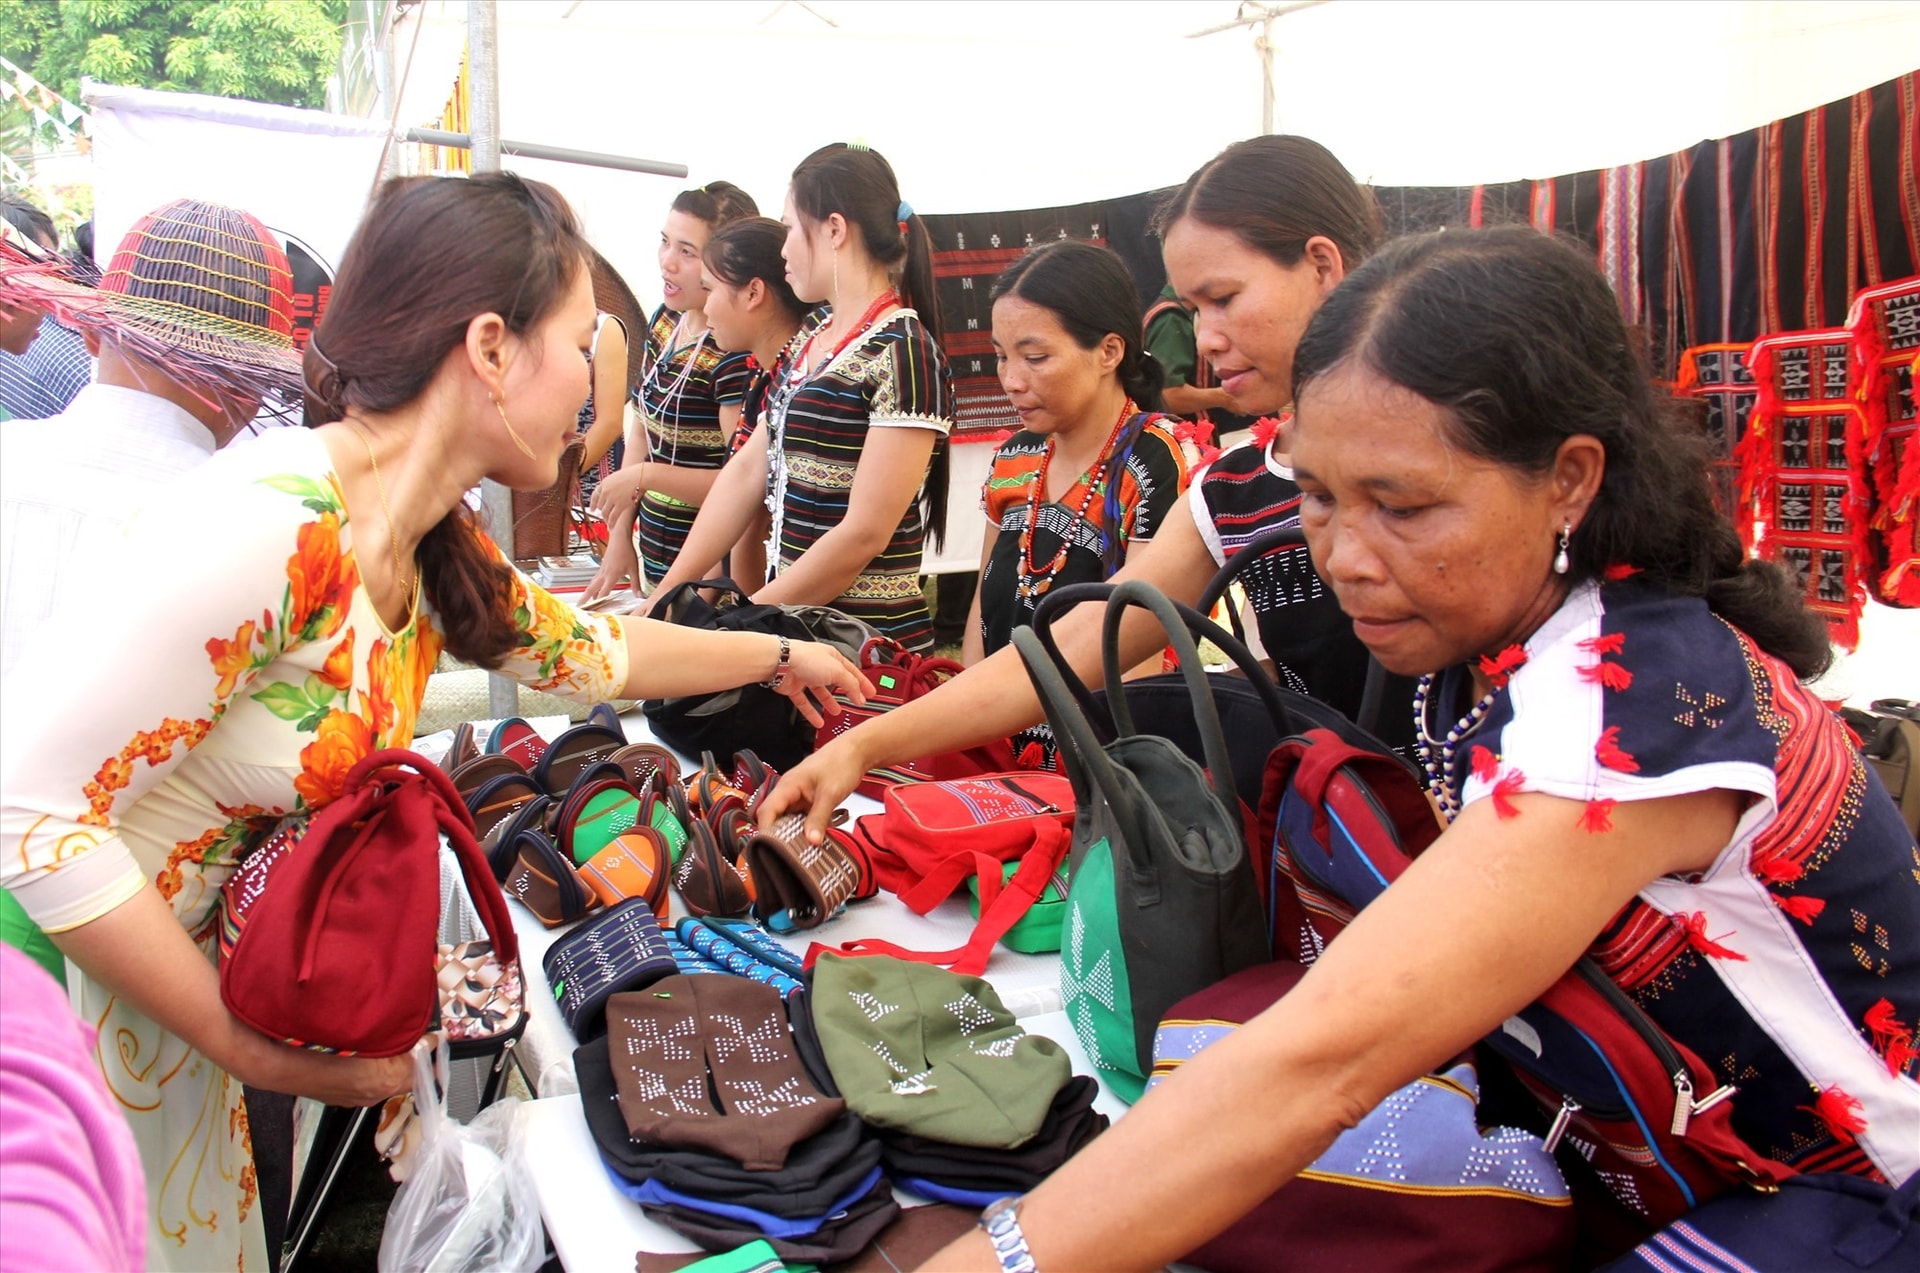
top-left (345, 419), bottom-right (415, 606)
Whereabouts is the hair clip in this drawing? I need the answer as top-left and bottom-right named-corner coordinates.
top-left (896, 199), bottom-right (913, 223)
top-left (308, 337), bottom-right (341, 376)
top-left (848, 139), bottom-right (869, 152)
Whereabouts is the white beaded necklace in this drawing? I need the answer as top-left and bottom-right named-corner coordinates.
top-left (1412, 672), bottom-right (1498, 823)
top-left (639, 311), bottom-right (709, 469)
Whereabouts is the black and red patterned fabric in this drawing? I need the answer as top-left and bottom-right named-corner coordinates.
top-left (1675, 343), bottom-right (1760, 525)
top-left (920, 193), bottom-right (1169, 447)
top-left (1430, 577), bottom-right (1919, 1189)
top-left (920, 202), bottom-right (1107, 447)
top-left (1847, 277), bottom-right (1920, 606)
top-left (1743, 329), bottom-right (1871, 647)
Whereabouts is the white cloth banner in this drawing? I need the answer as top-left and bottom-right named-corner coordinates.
top-left (85, 83), bottom-right (389, 274)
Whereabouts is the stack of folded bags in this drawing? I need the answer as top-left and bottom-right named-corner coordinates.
top-left (575, 973), bottom-right (900, 1263)
top-left (809, 953), bottom-right (1108, 1209)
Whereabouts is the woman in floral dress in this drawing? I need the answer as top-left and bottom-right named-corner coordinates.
top-left (0, 173), bottom-right (866, 1272)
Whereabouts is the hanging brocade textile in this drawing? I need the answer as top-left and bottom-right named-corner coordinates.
top-left (1676, 343), bottom-right (1760, 527)
top-left (1847, 276), bottom-right (1920, 607)
top-left (1743, 329), bottom-right (1872, 647)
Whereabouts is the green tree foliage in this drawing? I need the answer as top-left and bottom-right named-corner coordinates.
top-left (1, 0), bottom-right (348, 110)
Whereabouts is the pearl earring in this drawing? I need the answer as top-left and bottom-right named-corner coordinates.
top-left (1553, 522), bottom-right (1571, 576)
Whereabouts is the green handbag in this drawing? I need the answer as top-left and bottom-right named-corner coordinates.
top-left (966, 858), bottom-right (1071, 954)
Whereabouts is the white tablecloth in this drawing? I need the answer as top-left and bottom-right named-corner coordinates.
top-left (505, 710), bottom-right (1064, 1097)
top-left (500, 707), bottom-right (1087, 1270)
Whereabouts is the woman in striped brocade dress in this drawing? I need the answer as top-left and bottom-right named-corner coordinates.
top-left (586, 182), bottom-right (757, 595)
top-left (641, 144), bottom-right (955, 652)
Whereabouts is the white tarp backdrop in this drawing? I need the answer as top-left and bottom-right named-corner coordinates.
top-left (86, 84), bottom-right (388, 274)
top-left (379, 0), bottom-right (1920, 310)
top-left (86, 2), bottom-right (1920, 316)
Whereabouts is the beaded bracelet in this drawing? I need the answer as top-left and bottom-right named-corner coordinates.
top-left (764, 635), bottom-right (792, 692)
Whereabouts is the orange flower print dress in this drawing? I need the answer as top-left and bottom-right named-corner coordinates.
top-left (0, 429), bottom-right (628, 1272)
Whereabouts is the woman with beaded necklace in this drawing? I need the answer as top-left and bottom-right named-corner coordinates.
top-left (767, 135), bottom-right (1407, 829)
top-left (584, 182), bottom-right (757, 596)
top-left (695, 215), bottom-right (815, 591)
top-left (898, 222), bottom-right (1919, 1273)
top-left (640, 144), bottom-right (953, 651)
top-left (968, 239), bottom-right (1205, 666)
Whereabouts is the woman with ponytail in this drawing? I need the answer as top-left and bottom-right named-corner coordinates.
top-left (641, 143), bottom-right (955, 652)
top-left (769, 135), bottom-right (1410, 831)
top-left (0, 172), bottom-right (869, 1267)
top-left (969, 239), bottom-right (1206, 664)
top-left (668, 215), bottom-right (814, 592)
top-left (584, 181), bottom-right (758, 596)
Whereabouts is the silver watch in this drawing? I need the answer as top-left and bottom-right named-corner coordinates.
top-left (979, 1195), bottom-right (1037, 1273)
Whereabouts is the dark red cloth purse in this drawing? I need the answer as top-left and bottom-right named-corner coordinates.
top-left (218, 749), bottom-right (519, 1058)
top-left (814, 638), bottom-right (1033, 798)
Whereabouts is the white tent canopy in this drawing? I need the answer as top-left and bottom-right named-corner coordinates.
top-left (371, 0), bottom-right (1920, 305)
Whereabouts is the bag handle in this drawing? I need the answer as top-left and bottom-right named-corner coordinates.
top-left (342, 749), bottom-right (522, 971)
top-left (1011, 622), bottom-right (1135, 832)
top-left (1016, 582), bottom-right (1249, 814)
top-left (653, 576), bottom-right (757, 621)
top-left (807, 818), bottom-right (1069, 976)
top-left (1029, 581), bottom-right (1309, 745)
top-left (1194, 525), bottom-right (1393, 738)
top-left (1101, 580), bottom-right (1243, 813)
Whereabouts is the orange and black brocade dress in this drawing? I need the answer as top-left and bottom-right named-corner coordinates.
top-left (0, 427), bottom-right (629, 1272)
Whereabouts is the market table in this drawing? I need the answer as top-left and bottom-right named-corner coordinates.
top-left (514, 977), bottom-right (1112, 1272)
top-left (442, 708), bottom-right (1093, 1271)
top-left (490, 708), bottom-right (1065, 1098)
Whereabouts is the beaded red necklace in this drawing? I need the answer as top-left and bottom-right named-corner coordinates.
top-left (795, 289), bottom-right (901, 378)
top-left (1016, 398), bottom-right (1135, 602)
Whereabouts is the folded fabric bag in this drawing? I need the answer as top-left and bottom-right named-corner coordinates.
top-left (1149, 960), bottom-right (1575, 1273)
top-left (578, 1038), bottom-right (880, 1212)
top-left (656, 1241), bottom-right (786, 1273)
top-left (810, 953), bottom-right (1070, 1148)
top-left (1599, 1169), bottom-right (1920, 1272)
top-left (603, 1163), bottom-right (885, 1239)
top-left (638, 1173), bottom-right (900, 1265)
top-left (876, 1075), bottom-right (1107, 1192)
top-left (219, 750), bottom-right (517, 1057)
top-left (605, 974), bottom-right (845, 1170)
top-left (542, 898), bottom-right (677, 1040)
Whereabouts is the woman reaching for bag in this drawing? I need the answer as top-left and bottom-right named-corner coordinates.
top-left (767, 135), bottom-right (1407, 830)
top-left (914, 227), bottom-right (1919, 1272)
top-left (638, 143), bottom-right (955, 652)
top-left (0, 173), bottom-right (866, 1272)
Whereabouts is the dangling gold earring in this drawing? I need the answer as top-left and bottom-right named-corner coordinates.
top-left (831, 244), bottom-right (841, 314)
top-left (493, 396), bottom-right (536, 460)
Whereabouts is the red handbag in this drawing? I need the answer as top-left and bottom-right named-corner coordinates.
top-left (219, 750), bottom-right (519, 1058)
top-left (808, 772), bottom-right (1075, 975)
top-left (814, 638), bottom-right (1034, 799)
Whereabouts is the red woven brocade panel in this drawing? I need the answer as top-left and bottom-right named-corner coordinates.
top-left (1744, 330), bottom-right (1871, 647)
top-left (1676, 343), bottom-right (1759, 527)
top-left (1846, 277), bottom-right (1920, 607)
